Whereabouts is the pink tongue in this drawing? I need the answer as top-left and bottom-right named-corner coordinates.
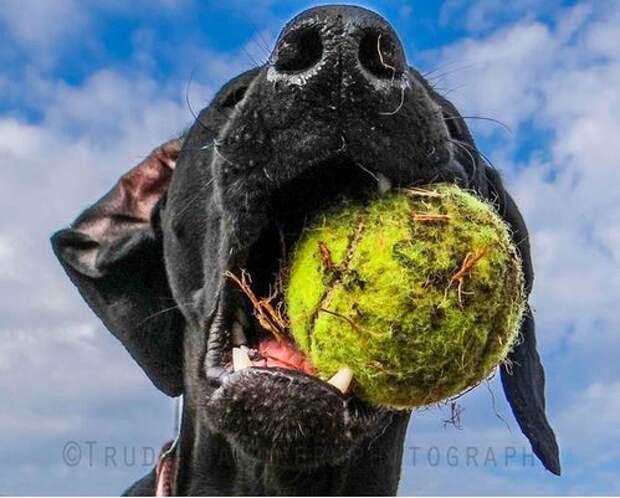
top-left (255, 338), bottom-right (316, 375)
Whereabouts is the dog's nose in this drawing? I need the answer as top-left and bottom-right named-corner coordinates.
top-left (271, 5), bottom-right (407, 82)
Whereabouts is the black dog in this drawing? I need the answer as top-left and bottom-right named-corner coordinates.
top-left (52, 5), bottom-right (560, 495)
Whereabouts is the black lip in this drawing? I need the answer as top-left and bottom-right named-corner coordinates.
top-left (203, 291), bottom-right (234, 389)
top-left (204, 366), bottom-right (391, 467)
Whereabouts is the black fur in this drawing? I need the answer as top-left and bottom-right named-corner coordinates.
top-left (52, 5), bottom-right (560, 495)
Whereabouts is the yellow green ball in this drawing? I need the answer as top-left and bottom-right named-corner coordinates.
top-left (284, 183), bottom-right (525, 409)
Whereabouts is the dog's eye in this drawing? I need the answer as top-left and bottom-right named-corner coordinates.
top-left (221, 86), bottom-right (248, 109)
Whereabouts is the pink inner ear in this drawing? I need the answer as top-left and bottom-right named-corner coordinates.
top-left (75, 138), bottom-right (183, 241)
top-left (120, 139), bottom-right (182, 222)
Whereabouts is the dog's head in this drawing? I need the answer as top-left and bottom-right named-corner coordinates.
top-left (52, 5), bottom-right (560, 478)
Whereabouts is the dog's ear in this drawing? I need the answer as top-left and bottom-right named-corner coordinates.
top-left (51, 139), bottom-right (184, 397)
top-left (485, 166), bottom-right (561, 475)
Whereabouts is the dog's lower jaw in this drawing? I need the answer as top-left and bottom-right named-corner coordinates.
top-left (174, 397), bottom-right (411, 496)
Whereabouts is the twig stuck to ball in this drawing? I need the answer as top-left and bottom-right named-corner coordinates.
top-left (401, 186), bottom-right (445, 198)
top-left (224, 270), bottom-right (288, 341)
top-left (318, 307), bottom-right (364, 334)
top-left (318, 241), bottom-right (336, 270)
top-left (412, 212), bottom-right (451, 222)
top-left (445, 248), bottom-right (489, 307)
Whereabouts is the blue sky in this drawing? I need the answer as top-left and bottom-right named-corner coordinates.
top-left (1, 0), bottom-right (619, 495)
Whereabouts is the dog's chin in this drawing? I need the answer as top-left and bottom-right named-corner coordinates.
top-left (205, 368), bottom-right (390, 468)
top-left (197, 157), bottom-right (402, 468)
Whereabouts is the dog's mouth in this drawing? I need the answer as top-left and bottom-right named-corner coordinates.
top-left (202, 157), bottom-right (397, 467)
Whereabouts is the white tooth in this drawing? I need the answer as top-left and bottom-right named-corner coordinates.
top-left (235, 307), bottom-right (250, 328)
top-left (377, 173), bottom-right (392, 194)
top-left (232, 347), bottom-right (252, 372)
top-left (328, 367), bottom-right (353, 394)
top-left (231, 320), bottom-right (247, 346)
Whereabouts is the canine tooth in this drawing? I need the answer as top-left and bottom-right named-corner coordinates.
top-left (328, 367), bottom-right (353, 394)
top-left (377, 173), bottom-right (392, 194)
top-left (232, 347), bottom-right (252, 372)
top-left (231, 320), bottom-right (247, 346)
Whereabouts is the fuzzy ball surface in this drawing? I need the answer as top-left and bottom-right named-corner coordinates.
top-left (285, 184), bottom-right (525, 409)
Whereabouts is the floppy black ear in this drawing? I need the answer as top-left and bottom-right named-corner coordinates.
top-left (51, 139), bottom-right (184, 396)
top-left (485, 166), bottom-right (561, 475)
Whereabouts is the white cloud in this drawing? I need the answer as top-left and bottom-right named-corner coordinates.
top-left (424, 21), bottom-right (557, 130)
top-left (439, 0), bottom-right (564, 32)
top-left (0, 0), bottom-right (89, 50)
top-left (0, 234), bottom-right (18, 280)
top-left (558, 380), bottom-right (620, 458)
top-left (0, 321), bottom-right (147, 400)
top-left (0, 76), bottom-right (188, 320)
top-left (0, 0), bottom-right (193, 49)
top-left (0, 411), bottom-right (85, 439)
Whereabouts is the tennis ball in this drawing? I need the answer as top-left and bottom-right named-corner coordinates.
top-left (284, 183), bottom-right (525, 409)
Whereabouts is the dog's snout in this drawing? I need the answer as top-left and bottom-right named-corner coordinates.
top-left (272, 6), bottom-right (406, 81)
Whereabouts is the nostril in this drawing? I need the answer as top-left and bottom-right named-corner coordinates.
top-left (359, 30), bottom-right (401, 80)
top-left (274, 26), bottom-right (323, 73)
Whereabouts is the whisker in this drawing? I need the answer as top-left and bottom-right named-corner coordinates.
top-left (355, 162), bottom-right (380, 182)
top-left (437, 84), bottom-right (467, 98)
top-left (448, 138), bottom-right (478, 179)
top-left (445, 115), bottom-right (512, 134)
top-left (243, 17), bottom-right (274, 61)
top-left (185, 68), bottom-right (222, 136)
top-left (138, 304), bottom-right (183, 326)
top-left (422, 60), bottom-right (474, 80)
top-left (452, 138), bottom-right (496, 171)
top-left (379, 84), bottom-right (406, 116)
top-left (139, 297), bottom-right (203, 327)
top-left (425, 62), bottom-right (479, 86)
top-left (172, 178), bottom-right (215, 219)
top-left (214, 142), bottom-right (243, 170)
top-left (241, 45), bottom-right (265, 69)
